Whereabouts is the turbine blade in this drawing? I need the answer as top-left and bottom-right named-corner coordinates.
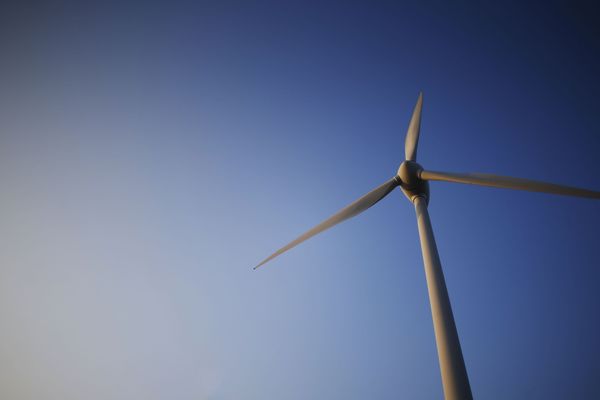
top-left (255, 177), bottom-right (400, 269)
top-left (420, 170), bottom-right (600, 199)
top-left (404, 92), bottom-right (424, 161)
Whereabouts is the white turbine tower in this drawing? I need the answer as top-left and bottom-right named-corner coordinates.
top-left (255, 93), bottom-right (600, 400)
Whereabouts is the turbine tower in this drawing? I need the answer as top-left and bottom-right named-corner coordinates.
top-left (255, 93), bottom-right (600, 400)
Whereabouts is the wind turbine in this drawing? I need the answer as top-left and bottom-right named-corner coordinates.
top-left (254, 93), bottom-right (600, 400)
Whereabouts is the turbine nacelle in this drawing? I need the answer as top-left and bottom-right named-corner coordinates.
top-left (397, 160), bottom-right (429, 203)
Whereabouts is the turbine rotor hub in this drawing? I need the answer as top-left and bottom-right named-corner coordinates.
top-left (397, 160), bottom-right (429, 203)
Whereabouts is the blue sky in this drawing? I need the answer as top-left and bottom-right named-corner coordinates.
top-left (0, 1), bottom-right (599, 399)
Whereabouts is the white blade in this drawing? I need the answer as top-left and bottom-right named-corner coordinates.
top-left (404, 92), bottom-right (424, 161)
top-left (420, 170), bottom-right (600, 199)
top-left (255, 178), bottom-right (400, 269)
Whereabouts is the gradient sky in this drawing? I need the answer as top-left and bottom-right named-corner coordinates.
top-left (1, 1), bottom-right (599, 399)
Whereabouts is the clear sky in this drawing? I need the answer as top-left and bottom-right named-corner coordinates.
top-left (1, 1), bottom-right (599, 399)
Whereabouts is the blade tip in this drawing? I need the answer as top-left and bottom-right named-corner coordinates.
top-left (253, 260), bottom-right (268, 270)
